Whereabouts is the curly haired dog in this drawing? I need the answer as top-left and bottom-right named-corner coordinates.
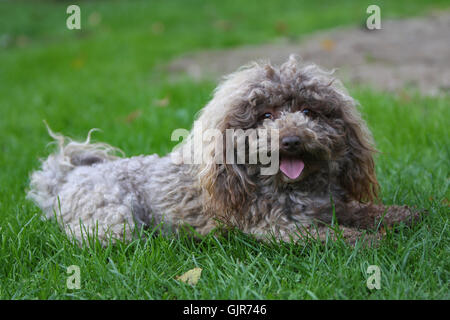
top-left (28, 56), bottom-right (418, 244)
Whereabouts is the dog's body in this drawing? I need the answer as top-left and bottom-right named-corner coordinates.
top-left (28, 56), bottom-right (417, 244)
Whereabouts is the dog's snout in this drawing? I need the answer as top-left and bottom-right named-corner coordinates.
top-left (281, 136), bottom-right (301, 152)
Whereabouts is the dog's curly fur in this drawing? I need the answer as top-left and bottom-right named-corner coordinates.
top-left (27, 56), bottom-right (418, 244)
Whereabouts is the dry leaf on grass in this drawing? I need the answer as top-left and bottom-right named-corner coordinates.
top-left (213, 20), bottom-right (233, 31)
top-left (151, 22), bottom-right (165, 35)
top-left (154, 97), bottom-right (170, 107)
top-left (88, 12), bottom-right (102, 27)
top-left (125, 110), bottom-right (142, 123)
top-left (320, 38), bottom-right (335, 52)
top-left (71, 56), bottom-right (85, 69)
top-left (275, 21), bottom-right (288, 35)
top-left (175, 267), bottom-right (202, 285)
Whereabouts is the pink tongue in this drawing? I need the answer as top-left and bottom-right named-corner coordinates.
top-left (280, 158), bottom-right (305, 179)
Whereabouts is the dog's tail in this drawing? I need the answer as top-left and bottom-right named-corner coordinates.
top-left (27, 122), bottom-right (122, 219)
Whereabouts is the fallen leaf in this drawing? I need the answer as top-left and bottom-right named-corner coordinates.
top-left (88, 12), bottom-right (102, 27)
top-left (321, 38), bottom-right (335, 52)
top-left (213, 20), bottom-right (232, 31)
top-left (154, 97), bottom-right (170, 107)
top-left (175, 267), bottom-right (202, 285)
top-left (275, 21), bottom-right (288, 35)
top-left (125, 110), bottom-right (142, 123)
top-left (398, 90), bottom-right (412, 102)
top-left (16, 35), bottom-right (29, 48)
top-left (151, 22), bottom-right (165, 35)
top-left (71, 56), bottom-right (85, 69)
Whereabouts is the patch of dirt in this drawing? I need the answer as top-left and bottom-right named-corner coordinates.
top-left (167, 11), bottom-right (450, 96)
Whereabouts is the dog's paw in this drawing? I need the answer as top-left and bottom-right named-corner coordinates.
top-left (382, 205), bottom-right (426, 227)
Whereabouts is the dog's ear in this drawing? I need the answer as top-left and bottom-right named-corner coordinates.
top-left (199, 121), bottom-right (256, 224)
top-left (338, 106), bottom-right (379, 203)
top-left (192, 63), bottom-right (263, 223)
top-left (201, 161), bottom-right (255, 224)
top-left (198, 112), bottom-right (257, 224)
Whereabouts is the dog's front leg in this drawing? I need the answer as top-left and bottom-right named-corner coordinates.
top-left (268, 203), bottom-right (419, 245)
top-left (333, 202), bottom-right (421, 230)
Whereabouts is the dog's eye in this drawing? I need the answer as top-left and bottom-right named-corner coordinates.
top-left (302, 109), bottom-right (311, 115)
top-left (262, 112), bottom-right (273, 119)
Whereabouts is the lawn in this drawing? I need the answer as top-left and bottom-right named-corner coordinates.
top-left (0, 0), bottom-right (448, 299)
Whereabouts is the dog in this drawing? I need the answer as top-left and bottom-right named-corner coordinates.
top-left (27, 56), bottom-right (419, 245)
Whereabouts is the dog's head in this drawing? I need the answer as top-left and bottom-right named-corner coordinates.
top-left (188, 56), bottom-right (378, 221)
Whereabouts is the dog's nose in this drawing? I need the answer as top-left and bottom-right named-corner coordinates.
top-left (281, 136), bottom-right (301, 151)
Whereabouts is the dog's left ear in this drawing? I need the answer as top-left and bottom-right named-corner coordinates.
top-left (338, 105), bottom-right (379, 203)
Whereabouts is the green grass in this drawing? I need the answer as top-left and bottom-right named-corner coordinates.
top-left (0, 0), bottom-right (449, 299)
